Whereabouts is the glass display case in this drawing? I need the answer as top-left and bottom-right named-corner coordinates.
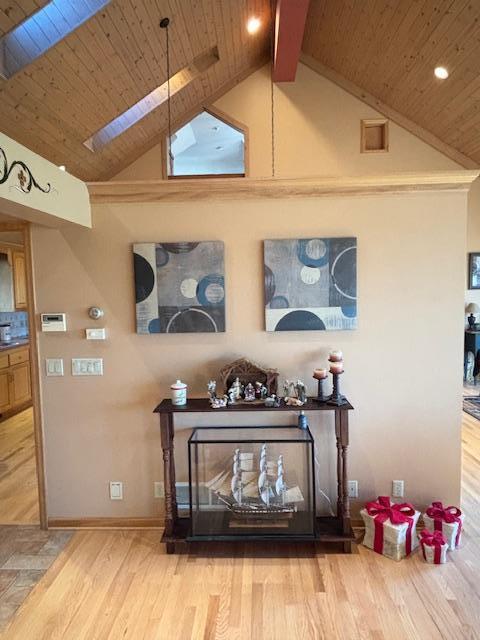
top-left (188, 426), bottom-right (315, 540)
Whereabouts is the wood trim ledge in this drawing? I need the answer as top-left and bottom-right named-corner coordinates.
top-left (88, 171), bottom-right (479, 204)
top-left (48, 517), bottom-right (164, 530)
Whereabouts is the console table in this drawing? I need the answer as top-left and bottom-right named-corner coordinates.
top-left (153, 398), bottom-right (355, 553)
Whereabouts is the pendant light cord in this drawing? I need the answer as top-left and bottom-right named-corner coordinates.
top-left (160, 17), bottom-right (172, 172)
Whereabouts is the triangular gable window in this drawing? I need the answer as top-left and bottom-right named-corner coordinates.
top-left (167, 110), bottom-right (246, 178)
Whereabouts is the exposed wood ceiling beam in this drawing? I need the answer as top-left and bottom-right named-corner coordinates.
top-left (301, 53), bottom-right (478, 170)
top-left (273, 0), bottom-right (310, 82)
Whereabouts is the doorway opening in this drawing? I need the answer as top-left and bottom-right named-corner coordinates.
top-left (0, 221), bottom-right (45, 527)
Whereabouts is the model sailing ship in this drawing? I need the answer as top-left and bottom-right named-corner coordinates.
top-left (206, 444), bottom-right (304, 519)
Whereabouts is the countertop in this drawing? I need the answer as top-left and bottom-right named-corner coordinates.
top-left (0, 338), bottom-right (29, 352)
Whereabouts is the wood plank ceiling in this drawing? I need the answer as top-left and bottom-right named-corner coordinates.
top-left (0, 0), bottom-right (270, 181)
top-left (303, 0), bottom-right (480, 169)
top-left (2, 0), bottom-right (480, 181)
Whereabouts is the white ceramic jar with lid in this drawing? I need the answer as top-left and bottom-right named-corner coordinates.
top-left (171, 380), bottom-right (187, 406)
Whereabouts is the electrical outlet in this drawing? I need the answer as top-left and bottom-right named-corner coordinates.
top-left (392, 480), bottom-right (404, 498)
top-left (154, 481), bottom-right (164, 498)
top-left (347, 480), bottom-right (358, 498)
top-left (109, 481), bottom-right (123, 500)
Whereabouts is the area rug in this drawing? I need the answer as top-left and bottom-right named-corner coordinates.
top-left (463, 395), bottom-right (480, 420)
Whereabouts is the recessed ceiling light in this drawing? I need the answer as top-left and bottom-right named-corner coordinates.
top-left (58, 165), bottom-right (66, 171)
top-left (247, 16), bottom-right (261, 34)
top-left (434, 66), bottom-right (449, 80)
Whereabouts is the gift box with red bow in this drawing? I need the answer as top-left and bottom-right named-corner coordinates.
top-left (423, 502), bottom-right (463, 551)
top-left (419, 529), bottom-right (449, 564)
top-left (360, 496), bottom-right (421, 561)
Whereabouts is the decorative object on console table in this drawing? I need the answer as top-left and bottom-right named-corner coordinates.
top-left (220, 358), bottom-right (278, 397)
top-left (133, 241), bottom-right (225, 334)
top-left (264, 238), bottom-right (357, 332)
top-left (327, 350), bottom-right (347, 406)
top-left (170, 380), bottom-right (187, 406)
top-left (466, 302), bottom-right (480, 329)
top-left (419, 530), bottom-right (449, 564)
top-left (153, 398), bottom-right (354, 554)
top-left (313, 368), bottom-right (330, 403)
top-left (468, 253), bottom-right (480, 289)
top-left (423, 502), bottom-right (463, 551)
top-left (360, 496), bottom-right (420, 561)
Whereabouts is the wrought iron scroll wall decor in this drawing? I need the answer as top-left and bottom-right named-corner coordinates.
top-left (0, 145), bottom-right (52, 194)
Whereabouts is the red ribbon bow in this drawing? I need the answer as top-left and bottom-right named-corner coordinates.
top-left (419, 529), bottom-right (447, 564)
top-left (365, 496), bottom-right (416, 556)
top-left (426, 502), bottom-right (462, 547)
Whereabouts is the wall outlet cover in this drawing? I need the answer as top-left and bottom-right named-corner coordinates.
top-left (154, 482), bottom-right (164, 498)
top-left (392, 480), bottom-right (404, 498)
top-left (109, 481), bottom-right (123, 500)
top-left (347, 480), bottom-right (358, 498)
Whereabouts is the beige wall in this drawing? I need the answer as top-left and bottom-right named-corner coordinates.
top-left (466, 181), bottom-right (480, 315)
top-left (0, 132), bottom-right (91, 228)
top-left (31, 62), bottom-right (471, 520)
top-left (113, 63), bottom-right (459, 181)
top-left (32, 189), bottom-right (467, 519)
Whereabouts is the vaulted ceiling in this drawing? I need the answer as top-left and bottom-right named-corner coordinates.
top-left (0, 0), bottom-right (271, 181)
top-left (1, 0), bottom-right (480, 182)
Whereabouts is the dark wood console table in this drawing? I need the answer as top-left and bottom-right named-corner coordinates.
top-left (153, 398), bottom-right (355, 553)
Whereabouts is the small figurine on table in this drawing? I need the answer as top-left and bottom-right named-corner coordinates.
top-left (229, 377), bottom-right (243, 401)
top-left (264, 394), bottom-right (280, 408)
top-left (244, 382), bottom-right (256, 402)
top-left (207, 380), bottom-right (217, 401)
top-left (255, 381), bottom-right (268, 400)
top-left (295, 380), bottom-right (307, 404)
top-left (283, 378), bottom-right (306, 406)
top-left (210, 394), bottom-right (229, 409)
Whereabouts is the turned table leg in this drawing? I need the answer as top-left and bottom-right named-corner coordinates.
top-left (335, 411), bottom-right (343, 518)
top-left (160, 412), bottom-right (177, 539)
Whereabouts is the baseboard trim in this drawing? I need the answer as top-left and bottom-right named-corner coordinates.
top-left (48, 517), bottom-right (164, 530)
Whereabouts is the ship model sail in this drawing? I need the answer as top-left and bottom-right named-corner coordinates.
top-left (209, 444), bottom-right (304, 519)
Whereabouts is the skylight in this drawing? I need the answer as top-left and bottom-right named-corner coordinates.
top-left (0, 0), bottom-right (111, 80)
top-left (84, 47), bottom-right (220, 152)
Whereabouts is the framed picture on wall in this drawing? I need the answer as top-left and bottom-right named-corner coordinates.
top-left (469, 253), bottom-right (480, 289)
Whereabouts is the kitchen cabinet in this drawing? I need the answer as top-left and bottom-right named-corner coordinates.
top-left (12, 251), bottom-right (27, 310)
top-left (0, 347), bottom-right (32, 418)
top-left (0, 245), bottom-right (27, 311)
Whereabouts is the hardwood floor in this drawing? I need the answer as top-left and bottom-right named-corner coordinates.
top-left (0, 409), bottom-right (39, 525)
top-left (1, 413), bottom-right (479, 639)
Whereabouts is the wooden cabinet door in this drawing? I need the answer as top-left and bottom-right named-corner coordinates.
top-left (0, 369), bottom-right (12, 413)
top-left (9, 362), bottom-right (31, 407)
top-left (12, 251), bottom-right (27, 310)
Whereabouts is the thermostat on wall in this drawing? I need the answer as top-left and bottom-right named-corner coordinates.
top-left (41, 313), bottom-right (67, 332)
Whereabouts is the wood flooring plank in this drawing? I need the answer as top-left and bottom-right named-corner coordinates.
top-left (0, 410), bottom-right (479, 639)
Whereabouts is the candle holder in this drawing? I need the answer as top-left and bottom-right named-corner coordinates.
top-left (313, 377), bottom-right (330, 403)
top-left (327, 371), bottom-right (348, 406)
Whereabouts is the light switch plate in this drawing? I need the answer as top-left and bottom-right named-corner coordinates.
top-left (86, 328), bottom-right (106, 340)
top-left (72, 358), bottom-right (103, 376)
top-left (392, 480), bottom-right (404, 498)
top-left (45, 358), bottom-right (64, 377)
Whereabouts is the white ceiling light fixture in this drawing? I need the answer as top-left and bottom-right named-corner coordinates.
top-left (58, 165), bottom-right (66, 171)
top-left (434, 66), bottom-right (449, 80)
top-left (247, 16), bottom-right (261, 34)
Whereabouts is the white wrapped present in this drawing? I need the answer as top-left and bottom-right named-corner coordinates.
top-left (419, 530), bottom-right (449, 564)
top-left (361, 496), bottom-right (420, 561)
top-left (423, 502), bottom-right (463, 551)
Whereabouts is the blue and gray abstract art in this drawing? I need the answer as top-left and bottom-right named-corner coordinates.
top-left (133, 241), bottom-right (225, 333)
top-left (264, 237), bottom-right (357, 332)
